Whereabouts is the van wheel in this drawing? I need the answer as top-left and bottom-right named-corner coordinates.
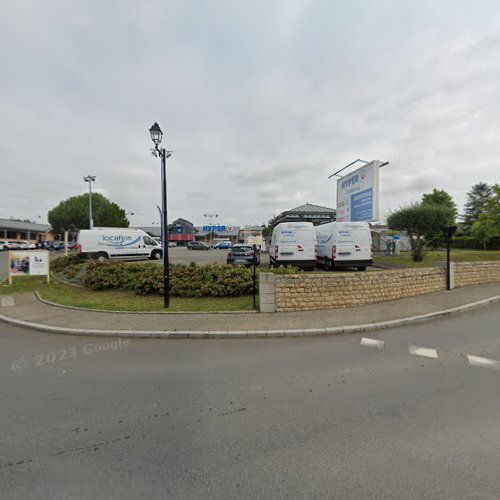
top-left (357, 266), bottom-right (367, 271)
top-left (151, 250), bottom-right (162, 260)
top-left (95, 252), bottom-right (108, 263)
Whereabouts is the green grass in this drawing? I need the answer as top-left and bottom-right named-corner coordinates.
top-left (0, 276), bottom-right (256, 312)
top-left (374, 249), bottom-right (500, 268)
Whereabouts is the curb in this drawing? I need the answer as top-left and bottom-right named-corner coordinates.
top-left (0, 295), bottom-right (499, 338)
top-left (34, 292), bottom-right (258, 315)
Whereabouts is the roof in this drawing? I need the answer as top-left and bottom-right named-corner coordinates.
top-left (171, 218), bottom-right (194, 227)
top-left (0, 218), bottom-right (51, 233)
top-left (283, 203), bottom-right (336, 214)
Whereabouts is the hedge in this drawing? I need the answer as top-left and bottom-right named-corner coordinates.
top-left (66, 261), bottom-right (300, 297)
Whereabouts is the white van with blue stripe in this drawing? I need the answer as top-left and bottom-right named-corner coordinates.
top-left (78, 228), bottom-right (163, 262)
top-left (315, 221), bottom-right (372, 271)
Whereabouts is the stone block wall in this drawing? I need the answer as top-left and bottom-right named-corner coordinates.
top-left (455, 262), bottom-right (500, 288)
top-left (273, 268), bottom-right (446, 312)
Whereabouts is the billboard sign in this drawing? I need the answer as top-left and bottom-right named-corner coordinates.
top-left (336, 160), bottom-right (380, 222)
top-left (8, 250), bottom-right (50, 284)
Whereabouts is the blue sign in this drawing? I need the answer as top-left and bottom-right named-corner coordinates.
top-left (392, 235), bottom-right (400, 240)
top-left (176, 227), bottom-right (183, 234)
top-left (351, 188), bottom-right (373, 221)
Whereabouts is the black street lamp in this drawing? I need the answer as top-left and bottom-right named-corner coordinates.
top-left (149, 122), bottom-right (172, 308)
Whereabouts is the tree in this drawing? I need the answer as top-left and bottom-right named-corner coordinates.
top-left (469, 184), bottom-right (500, 249)
top-left (48, 193), bottom-right (129, 234)
top-left (387, 203), bottom-right (455, 261)
top-left (420, 189), bottom-right (457, 248)
top-left (462, 182), bottom-right (493, 234)
top-left (261, 224), bottom-right (272, 237)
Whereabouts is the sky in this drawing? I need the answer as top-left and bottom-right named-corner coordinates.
top-left (1, 0), bottom-right (499, 228)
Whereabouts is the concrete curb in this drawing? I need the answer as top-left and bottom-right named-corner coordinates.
top-left (34, 292), bottom-right (258, 315)
top-left (0, 295), bottom-right (499, 339)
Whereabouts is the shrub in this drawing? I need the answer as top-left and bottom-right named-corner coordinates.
top-left (80, 262), bottom-right (301, 297)
top-left (51, 254), bottom-right (81, 273)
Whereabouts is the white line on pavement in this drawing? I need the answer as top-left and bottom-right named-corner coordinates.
top-left (409, 345), bottom-right (438, 359)
top-left (360, 338), bottom-right (385, 348)
top-left (467, 355), bottom-right (500, 371)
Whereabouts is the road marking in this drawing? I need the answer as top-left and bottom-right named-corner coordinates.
top-left (409, 345), bottom-right (438, 358)
top-left (1, 296), bottom-right (15, 308)
top-left (360, 338), bottom-right (384, 348)
top-left (467, 355), bottom-right (500, 371)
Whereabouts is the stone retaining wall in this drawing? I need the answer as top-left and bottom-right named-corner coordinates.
top-left (259, 261), bottom-right (500, 312)
top-left (455, 261), bottom-right (500, 288)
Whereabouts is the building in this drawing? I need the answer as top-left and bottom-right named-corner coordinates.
top-left (0, 218), bottom-right (55, 243)
top-left (268, 203), bottom-right (337, 227)
top-left (138, 218), bottom-right (196, 246)
top-left (194, 223), bottom-right (240, 244)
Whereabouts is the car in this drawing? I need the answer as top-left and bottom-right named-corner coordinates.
top-left (168, 241), bottom-right (177, 247)
top-left (227, 244), bottom-right (260, 267)
top-left (16, 240), bottom-right (37, 250)
top-left (213, 241), bottom-right (232, 249)
top-left (187, 241), bottom-right (210, 251)
top-left (0, 240), bottom-right (18, 251)
top-left (50, 242), bottom-right (65, 251)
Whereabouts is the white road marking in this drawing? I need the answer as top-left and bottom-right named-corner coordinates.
top-left (1, 296), bottom-right (15, 307)
top-left (467, 355), bottom-right (500, 371)
top-left (360, 338), bottom-right (385, 348)
top-left (409, 345), bottom-right (438, 358)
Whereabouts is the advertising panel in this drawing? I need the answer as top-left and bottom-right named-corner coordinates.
top-left (8, 251), bottom-right (50, 284)
top-left (336, 160), bottom-right (380, 222)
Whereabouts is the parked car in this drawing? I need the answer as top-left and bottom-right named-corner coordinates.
top-left (0, 240), bottom-right (19, 251)
top-left (50, 242), bottom-right (65, 251)
top-left (16, 240), bottom-right (37, 250)
top-left (213, 241), bottom-right (232, 249)
top-left (187, 241), bottom-right (210, 251)
top-left (168, 241), bottom-right (177, 247)
top-left (227, 244), bottom-right (260, 267)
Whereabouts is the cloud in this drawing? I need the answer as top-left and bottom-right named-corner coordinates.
top-left (1, 0), bottom-right (499, 227)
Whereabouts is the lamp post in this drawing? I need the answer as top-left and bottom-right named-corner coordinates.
top-left (83, 175), bottom-right (96, 229)
top-left (204, 213), bottom-right (218, 245)
top-left (149, 122), bottom-right (172, 309)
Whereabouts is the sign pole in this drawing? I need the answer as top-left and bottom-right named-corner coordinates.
top-left (253, 244), bottom-right (257, 309)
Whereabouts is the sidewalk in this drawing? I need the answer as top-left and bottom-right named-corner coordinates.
top-left (1, 283), bottom-right (499, 337)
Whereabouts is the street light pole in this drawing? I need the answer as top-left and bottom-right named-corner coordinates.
top-left (204, 213), bottom-right (218, 245)
top-left (149, 122), bottom-right (172, 309)
top-left (83, 175), bottom-right (96, 229)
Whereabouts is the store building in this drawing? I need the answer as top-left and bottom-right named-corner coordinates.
top-left (268, 203), bottom-right (337, 227)
top-left (0, 218), bottom-right (55, 243)
top-left (138, 218), bottom-right (196, 246)
top-left (194, 224), bottom-right (240, 244)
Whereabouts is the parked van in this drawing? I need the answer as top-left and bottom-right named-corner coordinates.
top-left (269, 222), bottom-right (316, 270)
top-left (78, 228), bottom-right (163, 261)
top-left (316, 221), bottom-right (372, 271)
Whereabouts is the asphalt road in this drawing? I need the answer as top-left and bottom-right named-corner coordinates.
top-left (2, 304), bottom-right (500, 499)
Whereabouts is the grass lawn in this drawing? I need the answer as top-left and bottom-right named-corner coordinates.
top-left (374, 249), bottom-right (500, 268)
top-left (0, 277), bottom-right (256, 312)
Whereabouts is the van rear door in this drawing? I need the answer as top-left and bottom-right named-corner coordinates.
top-left (334, 225), bottom-right (356, 263)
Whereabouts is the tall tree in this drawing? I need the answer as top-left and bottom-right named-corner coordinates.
top-left (470, 184), bottom-right (500, 249)
top-left (462, 182), bottom-right (493, 233)
top-left (421, 189), bottom-right (457, 247)
top-left (48, 193), bottom-right (129, 233)
top-left (387, 203), bottom-right (455, 261)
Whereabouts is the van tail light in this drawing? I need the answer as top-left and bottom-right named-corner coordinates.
top-left (275, 246), bottom-right (278, 259)
top-left (315, 244), bottom-right (318, 257)
top-left (332, 245), bottom-right (337, 260)
top-left (77, 243), bottom-right (82, 253)
top-left (355, 244), bottom-right (361, 252)
top-left (370, 244), bottom-right (374, 258)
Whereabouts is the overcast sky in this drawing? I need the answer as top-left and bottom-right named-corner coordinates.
top-left (1, 0), bottom-right (499, 227)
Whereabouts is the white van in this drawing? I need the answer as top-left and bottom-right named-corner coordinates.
top-left (78, 228), bottom-right (163, 262)
top-left (316, 221), bottom-right (372, 271)
top-left (269, 222), bottom-right (316, 270)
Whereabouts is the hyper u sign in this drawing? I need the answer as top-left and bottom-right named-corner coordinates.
top-left (336, 160), bottom-right (381, 222)
top-left (202, 225), bottom-right (234, 232)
